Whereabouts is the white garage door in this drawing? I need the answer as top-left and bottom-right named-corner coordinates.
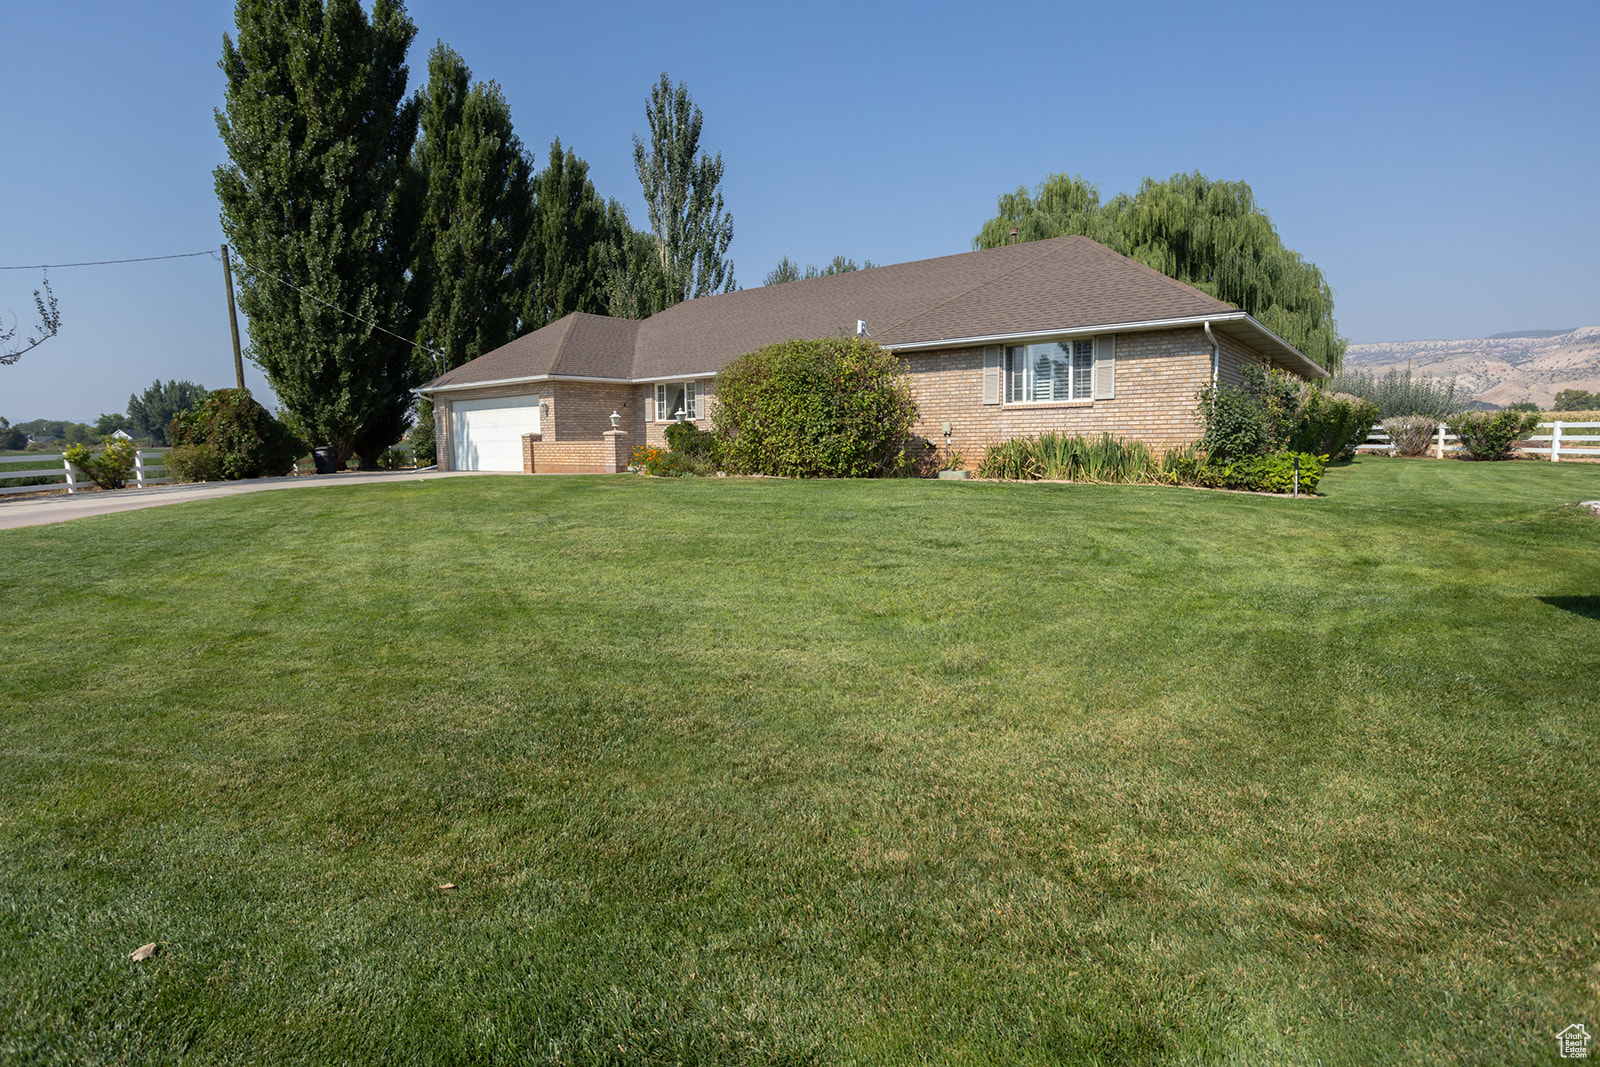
top-left (451, 395), bottom-right (541, 471)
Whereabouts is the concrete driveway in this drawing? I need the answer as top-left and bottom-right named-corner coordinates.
top-left (0, 469), bottom-right (500, 530)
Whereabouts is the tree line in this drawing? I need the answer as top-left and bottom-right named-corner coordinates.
top-left (215, 0), bottom-right (734, 467)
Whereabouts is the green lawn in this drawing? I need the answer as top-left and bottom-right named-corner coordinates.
top-left (2, 459), bottom-right (1596, 1064)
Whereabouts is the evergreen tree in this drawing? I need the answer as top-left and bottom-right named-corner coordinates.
top-left (975, 171), bottom-right (1346, 373)
top-left (215, 0), bottom-right (422, 467)
top-left (524, 140), bottom-right (613, 329)
top-left (410, 43), bottom-right (533, 376)
top-left (631, 73), bottom-right (734, 310)
top-left (126, 379), bottom-right (211, 445)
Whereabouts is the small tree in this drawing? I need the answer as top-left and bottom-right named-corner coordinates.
top-left (712, 337), bottom-right (917, 477)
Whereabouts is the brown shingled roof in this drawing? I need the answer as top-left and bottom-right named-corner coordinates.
top-left (422, 235), bottom-right (1321, 391)
top-left (424, 312), bottom-right (639, 389)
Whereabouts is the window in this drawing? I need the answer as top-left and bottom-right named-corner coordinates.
top-left (984, 336), bottom-right (1114, 405)
top-left (1005, 339), bottom-right (1093, 402)
top-left (654, 381), bottom-right (698, 421)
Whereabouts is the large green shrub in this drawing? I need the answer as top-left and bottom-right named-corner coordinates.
top-left (1291, 390), bottom-right (1379, 459)
top-left (168, 388), bottom-right (302, 481)
top-left (1449, 410), bottom-right (1540, 461)
top-left (712, 337), bottom-right (917, 477)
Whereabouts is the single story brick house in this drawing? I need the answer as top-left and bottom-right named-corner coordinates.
top-left (417, 235), bottom-right (1329, 473)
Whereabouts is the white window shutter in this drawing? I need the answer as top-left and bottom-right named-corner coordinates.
top-left (1092, 335), bottom-right (1116, 400)
top-left (982, 346), bottom-right (1003, 405)
top-left (645, 392), bottom-right (655, 423)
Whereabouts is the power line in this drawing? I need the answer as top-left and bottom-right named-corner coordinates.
top-left (0, 250), bottom-right (218, 270)
top-left (227, 249), bottom-right (441, 360)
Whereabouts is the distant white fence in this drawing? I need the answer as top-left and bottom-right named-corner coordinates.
top-left (0, 449), bottom-right (173, 497)
top-left (1358, 421), bottom-right (1600, 460)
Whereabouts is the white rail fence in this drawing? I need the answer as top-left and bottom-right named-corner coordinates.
top-left (0, 449), bottom-right (173, 497)
top-left (1358, 421), bottom-right (1600, 461)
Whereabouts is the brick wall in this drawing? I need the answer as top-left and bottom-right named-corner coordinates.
top-left (523, 431), bottom-right (632, 474)
top-left (901, 326), bottom-right (1220, 464)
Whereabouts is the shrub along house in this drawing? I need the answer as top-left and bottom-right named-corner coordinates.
top-left (417, 235), bottom-right (1329, 473)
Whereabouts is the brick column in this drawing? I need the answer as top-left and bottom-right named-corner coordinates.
top-left (603, 430), bottom-right (629, 473)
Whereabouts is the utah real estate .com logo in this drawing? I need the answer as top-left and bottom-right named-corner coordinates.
top-left (1558, 1024), bottom-right (1592, 1059)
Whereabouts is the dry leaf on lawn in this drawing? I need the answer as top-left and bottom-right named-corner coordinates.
top-left (130, 943), bottom-right (160, 962)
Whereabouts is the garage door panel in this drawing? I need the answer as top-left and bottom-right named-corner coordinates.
top-left (451, 395), bottom-right (540, 471)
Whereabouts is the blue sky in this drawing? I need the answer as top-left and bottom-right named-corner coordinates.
top-left (3, 0), bottom-right (1596, 423)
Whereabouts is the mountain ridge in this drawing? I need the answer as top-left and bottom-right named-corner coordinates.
top-left (1341, 326), bottom-right (1600, 408)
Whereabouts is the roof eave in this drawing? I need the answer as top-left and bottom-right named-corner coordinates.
top-left (884, 312), bottom-right (1329, 379)
top-left (415, 372), bottom-right (630, 396)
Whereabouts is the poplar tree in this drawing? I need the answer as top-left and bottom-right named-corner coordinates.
top-left (631, 74), bottom-right (734, 310)
top-left (215, 0), bottom-right (422, 467)
top-left (524, 140), bottom-right (613, 329)
top-left (410, 43), bottom-right (533, 376)
top-left (976, 171), bottom-right (1346, 373)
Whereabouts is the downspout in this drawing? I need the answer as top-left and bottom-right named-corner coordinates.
top-left (1203, 321), bottom-right (1219, 386)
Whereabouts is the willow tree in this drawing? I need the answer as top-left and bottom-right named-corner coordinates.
top-left (410, 43), bottom-right (533, 377)
top-left (215, 0), bottom-right (422, 467)
top-left (631, 73), bottom-right (734, 310)
top-left (976, 171), bottom-right (1346, 373)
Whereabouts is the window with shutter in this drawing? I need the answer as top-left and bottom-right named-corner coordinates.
top-left (1092, 335), bottom-right (1116, 400)
top-left (1004, 340), bottom-right (1095, 402)
top-left (982, 346), bottom-right (1003, 405)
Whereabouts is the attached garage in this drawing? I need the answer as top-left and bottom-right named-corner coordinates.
top-left (449, 395), bottom-right (540, 472)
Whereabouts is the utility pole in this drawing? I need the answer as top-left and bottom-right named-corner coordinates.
top-left (221, 243), bottom-right (245, 389)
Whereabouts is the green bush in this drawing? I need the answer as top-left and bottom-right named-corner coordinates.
top-left (1213, 451), bottom-right (1327, 494)
top-left (1381, 415), bottom-right (1439, 458)
top-left (663, 420), bottom-right (720, 465)
top-left (1449, 411), bottom-right (1540, 461)
top-left (1196, 377), bottom-right (1272, 461)
top-left (712, 337), bottom-right (918, 477)
top-left (62, 439), bottom-right (137, 490)
top-left (377, 446), bottom-right (407, 470)
top-left (167, 442), bottom-right (225, 483)
top-left (1291, 390), bottom-right (1379, 459)
top-left (168, 388), bottom-right (302, 481)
